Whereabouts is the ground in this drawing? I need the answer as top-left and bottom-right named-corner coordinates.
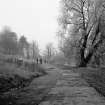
top-left (39, 65), bottom-right (105, 105)
top-left (1, 64), bottom-right (105, 105)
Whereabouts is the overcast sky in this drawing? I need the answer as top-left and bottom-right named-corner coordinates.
top-left (0, 0), bottom-right (59, 50)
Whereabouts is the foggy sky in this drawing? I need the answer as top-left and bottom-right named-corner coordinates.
top-left (0, 0), bottom-right (59, 50)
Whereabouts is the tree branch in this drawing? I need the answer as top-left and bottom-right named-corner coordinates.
top-left (86, 21), bottom-right (96, 37)
top-left (68, 7), bottom-right (82, 13)
top-left (72, 2), bottom-right (82, 11)
top-left (66, 21), bottom-right (83, 25)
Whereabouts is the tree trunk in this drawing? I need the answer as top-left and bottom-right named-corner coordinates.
top-left (79, 59), bottom-right (87, 67)
top-left (79, 51), bottom-right (93, 67)
top-left (79, 32), bottom-right (89, 67)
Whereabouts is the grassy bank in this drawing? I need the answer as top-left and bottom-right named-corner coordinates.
top-left (0, 62), bottom-right (47, 105)
top-left (77, 67), bottom-right (105, 96)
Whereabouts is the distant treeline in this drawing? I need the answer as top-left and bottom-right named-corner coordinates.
top-left (0, 26), bottom-right (39, 59)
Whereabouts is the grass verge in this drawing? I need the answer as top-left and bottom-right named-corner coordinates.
top-left (77, 67), bottom-right (105, 96)
top-left (0, 63), bottom-right (47, 105)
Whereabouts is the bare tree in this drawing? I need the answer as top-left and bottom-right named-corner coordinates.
top-left (0, 26), bottom-right (18, 55)
top-left (58, 0), bottom-right (105, 67)
top-left (18, 35), bottom-right (29, 57)
top-left (31, 41), bottom-right (40, 60)
top-left (44, 43), bottom-right (55, 61)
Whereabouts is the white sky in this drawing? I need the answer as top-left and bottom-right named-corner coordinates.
top-left (0, 0), bottom-right (59, 50)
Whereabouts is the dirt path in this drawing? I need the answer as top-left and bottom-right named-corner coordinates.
top-left (39, 65), bottom-right (105, 105)
top-left (5, 64), bottom-right (62, 105)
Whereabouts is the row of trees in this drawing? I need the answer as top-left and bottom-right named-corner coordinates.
top-left (0, 26), bottom-right (40, 59)
top-left (58, 0), bottom-right (105, 67)
top-left (0, 26), bottom-right (58, 63)
top-left (42, 42), bottom-right (58, 63)
top-left (43, 43), bottom-right (57, 59)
